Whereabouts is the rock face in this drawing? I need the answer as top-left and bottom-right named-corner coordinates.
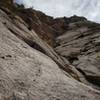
top-left (15, 9), bottom-right (87, 46)
top-left (55, 21), bottom-right (100, 89)
top-left (17, 7), bottom-right (100, 89)
top-left (15, 9), bottom-right (71, 46)
top-left (0, 1), bottom-right (100, 100)
top-left (0, 8), bottom-right (100, 100)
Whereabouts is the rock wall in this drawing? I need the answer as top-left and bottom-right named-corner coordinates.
top-left (0, 8), bottom-right (100, 100)
top-left (55, 20), bottom-right (100, 89)
top-left (0, 1), bottom-right (100, 99)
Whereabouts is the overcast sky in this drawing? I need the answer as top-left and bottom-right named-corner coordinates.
top-left (15, 0), bottom-right (100, 23)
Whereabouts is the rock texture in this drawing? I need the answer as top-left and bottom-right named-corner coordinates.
top-left (55, 20), bottom-right (100, 89)
top-left (0, 1), bottom-right (100, 100)
top-left (15, 9), bottom-right (87, 47)
top-left (0, 6), bottom-right (81, 80)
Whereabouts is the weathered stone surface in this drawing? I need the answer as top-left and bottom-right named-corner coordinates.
top-left (0, 1), bottom-right (100, 99)
top-left (0, 8), bottom-right (82, 80)
top-left (55, 20), bottom-right (100, 89)
top-left (0, 8), bottom-right (100, 100)
top-left (0, 13), bottom-right (100, 99)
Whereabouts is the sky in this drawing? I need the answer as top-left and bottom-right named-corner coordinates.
top-left (15, 0), bottom-right (100, 23)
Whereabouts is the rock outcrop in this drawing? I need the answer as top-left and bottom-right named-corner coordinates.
top-left (0, 0), bottom-right (100, 100)
top-left (55, 20), bottom-right (100, 89)
top-left (15, 9), bottom-right (87, 47)
top-left (0, 8), bottom-right (100, 100)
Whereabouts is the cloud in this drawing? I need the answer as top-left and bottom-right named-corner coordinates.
top-left (15, 0), bottom-right (100, 23)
